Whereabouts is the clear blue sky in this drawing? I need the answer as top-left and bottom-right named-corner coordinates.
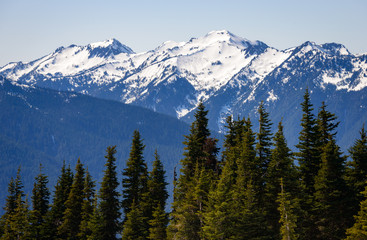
top-left (0, 0), bottom-right (366, 66)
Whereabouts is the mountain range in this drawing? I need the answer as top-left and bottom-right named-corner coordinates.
top-left (1, 30), bottom-right (366, 148)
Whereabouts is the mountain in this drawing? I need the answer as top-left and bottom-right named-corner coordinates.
top-left (0, 75), bottom-right (190, 210)
top-left (1, 30), bottom-right (366, 149)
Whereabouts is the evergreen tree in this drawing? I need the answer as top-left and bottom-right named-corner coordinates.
top-left (265, 122), bottom-right (299, 239)
top-left (121, 201), bottom-right (147, 240)
top-left (296, 89), bottom-right (319, 239)
top-left (313, 138), bottom-right (348, 239)
top-left (316, 101), bottom-right (339, 147)
top-left (346, 185), bottom-right (367, 239)
top-left (296, 88), bottom-right (320, 194)
top-left (346, 125), bottom-right (367, 218)
top-left (43, 161), bottom-right (73, 239)
top-left (169, 102), bottom-right (214, 239)
top-left (98, 146), bottom-right (121, 240)
top-left (122, 130), bottom-right (148, 222)
top-left (148, 205), bottom-right (168, 240)
top-left (148, 150), bottom-right (169, 209)
top-left (58, 158), bottom-right (85, 239)
top-left (277, 179), bottom-right (298, 240)
top-left (255, 102), bottom-right (273, 209)
top-left (1, 195), bottom-right (30, 240)
top-left (179, 101), bottom-right (211, 183)
top-left (256, 101), bottom-right (273, 172)
top-left (3, 167), bottom-right (24, 216)
top-left (78, 168), bottom-right (96, 240)
top-left (0, 168), bottom-right (27, 240)
top-left (30, 164), bottom-right (50, 240)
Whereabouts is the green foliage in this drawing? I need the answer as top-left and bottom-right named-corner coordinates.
top-left (121, 201), bottom-right (147, 240)
top-left (313, 138), bottom-right (348, 239)
top-left (346, 125), bottom-right (367, 218)
top-left (97, 146), bottom-right (121, 240)
top-left (296, 89), bottom-right (320, 194)
top-left (43, 161), bottom-right (73, 239)
top-left (122, 130), bottom-right (148, 221)
top-left (30, 164), bottom-right (50, 239)
top-left (265, 122), bottom-right (299, 238)
top-left (148, 205), bottom-right (168, 240)
top-left (58, 158), bottom-right (85, 239)
top-left (277, 178), bottom-right (298, 240)
top-left (77, 169), bottom-right (96, 240)
top-left (346, 185), bottom-right (367, 239)
top-left (1, 195), bottom-right (30, 240)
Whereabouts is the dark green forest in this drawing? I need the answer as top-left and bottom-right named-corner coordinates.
top-left (1, 90), bottom-right (367, 240)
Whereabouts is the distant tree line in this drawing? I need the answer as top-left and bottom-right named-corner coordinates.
top-left (0, 89), bottom-right (367, 239)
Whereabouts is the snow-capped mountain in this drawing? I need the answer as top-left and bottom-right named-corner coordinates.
top-left (1, 30), bottom-right (367, 149)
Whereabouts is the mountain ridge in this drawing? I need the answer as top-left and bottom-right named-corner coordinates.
top-left (1, 30), bottom-right (366, 149)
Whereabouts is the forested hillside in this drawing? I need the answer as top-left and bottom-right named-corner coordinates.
top-left (0, 76), bottom-right (189, 210)
top-left (1, 90), bottom-right (366, 239)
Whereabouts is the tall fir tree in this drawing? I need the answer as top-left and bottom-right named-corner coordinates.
top-left (256, 101), bottom-right (273, 172)
top-left (316, 101), bottom-right (339, 147)
top-left (43, 161), bottom-right (73, 240)
top-left (148, 150), bottom-right (168, 209)
top-left (0, 167), bottom-right (27, 240)
top-left (77, 168), bottom-right (96, 240)
top-left (30, 164), bottom-right (50, 240)
top-left (313, 138), bottom-right (348, 239)
top-left (265, 122), bottom-right (299, 239)
top-left (122, 130), bottom-right (148, 223)
top-left (255, 101), bottom-right (273, 208)
top-left (1, 195), bottom-right (30, 240)
top-left (148, 205), bottom-right (168, 240)
top-left (121, 200), bottom-right (147, 240)
top-left (169, 102), bottom-right (217, 239)
top-left (145, 150), bottom-right (169, 237)
top-left (296, 89), bottom-right (320, 239)
top-left (58, 158), bottom-right (85, 239)
top-left (346, 125), bottom-right (367, 218)
top-left (296, 88), bottom-right (320, 194)
top-left (98, 146), bottom-right (121, 240)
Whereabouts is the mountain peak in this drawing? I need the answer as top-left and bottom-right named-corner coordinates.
top-left (200, 30), bottom-right (266, 50)
top-left (88, 38), bottom-right (135, 55)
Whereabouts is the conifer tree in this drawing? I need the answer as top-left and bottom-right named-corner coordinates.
top-left (346, 125), bottom-right (367, 217)
top-left (30, 164), bottom-right (50, 240)
top-left (1, 167), bottom-right (27, 240)
top-left (265, 122), bottom-right (299, 238)
top-left (43, 161), bottom-right (73, 239)
top-left (1, 195), bottom-right (30, 240)
top-left (277, 178), bottom-right (298, 240)
top-left (148, 150), bottom-right (168, 209)
top-left (296, 89), bottom-right (320, 239)
top-left (296, 89), bottom-right (320, 194)
top-left (145, 150), bottom-right (169, 236)
top-left (313, 138), bottom-right (348, 239)
top-left (255, 102), bottom-right (273, 208)
top-left (148, 205), bottom-right (168, 240)
top-left (346, 185), bottom-right (367, 239)
top-left (169, 102), bottom-right (219, 239)
top-left (58, 158), bottom-right (85, 239)
top-left (78, 168), bottom-right (96, 240)
top-left (3, 167), bottom-right (24, 217)
top-left (256, 101), bottom-right (273, 171)
top-left (98, 146), bottom-right (121, 240)
top-left (121, 200), bottom-right (147, 240)
top-left (316, 101), bottom-right (339, 147)
top-left (122, 130), bottom-right (148, 222)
